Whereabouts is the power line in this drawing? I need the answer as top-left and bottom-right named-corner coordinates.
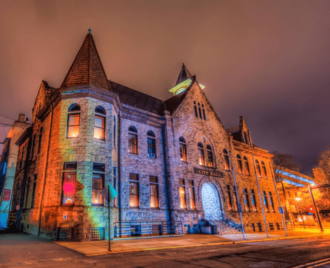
top-left (0, 114), bottom-right (15, 121)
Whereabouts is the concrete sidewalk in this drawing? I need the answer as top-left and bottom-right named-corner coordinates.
top-left (56, 228), bottom-right (330, 256)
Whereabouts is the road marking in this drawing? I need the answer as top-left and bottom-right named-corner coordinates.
top-left (291, 257), bottom-right (330, 268)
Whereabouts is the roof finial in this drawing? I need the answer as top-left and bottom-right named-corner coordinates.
top-left (88, 28), bottom-right (92, 34)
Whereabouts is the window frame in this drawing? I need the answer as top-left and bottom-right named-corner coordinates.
top-left (255, 160), bottom-right (262, 177)
top-left (179, 137), bottom-right (187, 162)
top-left (149, 176), bottom-right (159, 208)
top-left (179, 179), bottom-right (186, 209)
top-left (129, 173), bottom-right (139, 208)
top-left (237, 155), bottom-right (243, 174)
top-left (94, 106), bottom-right (106, 141)
top-left (187, 180), bottom-right (196, 210)
top-left (198, 142), bottom-right (205, 166)
top-left (261, 161), bottom-right (267, 178)
top-left (206, 145), bottom-right (214, 167)
top-left (67, 104), bottom-right (80, 139)
top-left (147, 131), bottom-right (156, 158)
top-left (243, 156), bottom-right (250, 175)
top-left (223, 149), bottom-right (230, 170)
top-left (128, 126), bottom-right (138, 155)
top-left (61, 162), bottom-right (77, 206)
top-left (92, 163), bottom-right (105, 206)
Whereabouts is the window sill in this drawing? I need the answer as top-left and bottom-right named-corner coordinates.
top-left (129, 206), bottom-right (140, 209)
top-left (128, 153), bottom-right (138, 156)
top-left (93, 138), bottom-right (106, 142)
top-left (92, 204), bottom-right (104, 207)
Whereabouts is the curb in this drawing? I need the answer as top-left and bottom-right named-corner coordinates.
top-left (83, 233), bottom-right (330, 257)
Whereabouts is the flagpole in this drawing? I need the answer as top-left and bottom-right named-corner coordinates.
top-left (108, 184), bottom-right (111, 251)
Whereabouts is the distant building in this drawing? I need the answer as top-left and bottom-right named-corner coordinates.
top-left (0, 114), bottom-right (29, 229)
top-left (11, 32), bottom-right (284, 241)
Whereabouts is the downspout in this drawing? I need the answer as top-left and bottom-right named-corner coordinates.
top-left (251, 153), bottom-right (269, 237)
top-left (118, 113), bottom-right (122, 237)
top-left (269, 161), bottom-right (288, 236)
top-left (162, 119), bottom-right (172, 224)
top-left (228, 136), bottom-right (246, 239)
top-left (38, 103), bottom-right (54, 236)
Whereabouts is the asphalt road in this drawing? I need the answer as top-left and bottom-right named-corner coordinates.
top-left (1, 233), bottom-right (330, 268)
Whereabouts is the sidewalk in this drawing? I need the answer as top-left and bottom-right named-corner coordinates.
top-left (55, 228), bottom-right (330, 256)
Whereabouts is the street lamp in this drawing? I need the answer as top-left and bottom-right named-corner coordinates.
top-left (295, 197), bottom-right (306, 229)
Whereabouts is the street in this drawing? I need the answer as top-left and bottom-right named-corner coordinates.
top-left (1, 233), bottom-right (330, 267)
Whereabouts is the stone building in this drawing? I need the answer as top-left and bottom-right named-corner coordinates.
top-left (10, 32), bottom-right (285, 241)
top-left (0, 114), bottom-right (30, 229)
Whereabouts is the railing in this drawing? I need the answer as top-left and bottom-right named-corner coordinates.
top-left (114, 221), bottom-right (183, 238)
top-left (222, 213), bottom-right (242, 231)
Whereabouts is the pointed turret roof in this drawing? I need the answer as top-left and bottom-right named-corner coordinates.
top-left (175, 63), bottom-right (192, 85)
top-left (61, 31), bottom-right (111, 91)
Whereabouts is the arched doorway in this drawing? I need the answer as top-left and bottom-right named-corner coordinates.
top-left (201, 182), bottom-right (222, 221)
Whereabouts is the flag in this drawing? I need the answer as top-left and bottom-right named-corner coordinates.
top-left (100, 183), bottom-right (118, 202)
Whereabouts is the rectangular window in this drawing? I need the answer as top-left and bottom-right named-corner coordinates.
top-left (243, 189), bottom-right (250, 212)
top-left (268, 192), bottom-right (275, 212)
top-left (194, 101), bottom-right (198, 117)
top-left (30, 134), bottom-right (36, 159)
top-left (38, 129), bottom-right (43, 154)
top-left (24, 178), bottom-right (31, 209)
top-left (251, 189), bottom-right (257, 212)
top-left (202, 104), bottom-right (206, 120)
top-left (128, 134), bottom-right (138, 154)
top-left (263, 191), bottom-right (269, 212)
top-left (198, 103), bottom-right (202, 119)
top-left (31, 174), bottom-right (37, 208)
top-left (187, 180), bottom-right (195, 210)
top-left (94, 116), bottom-right (105, 140)
top-left (232, 188), bottom-right (238, 211)
top-left (92, 163), bottom-right (105, 206)
top-left (129, 174), bottom-right (139, 207)
top-left (149, 176), bottom-right (158, 208)
top-left (67, 114), bottom-right (80, 138)
top-left (226, 185), bottom-right (232, 210)
top-left (62, 162), bottom-right (77, 205)
top-left (147, 138), bottom-right (156, 156)
top-left (179, 179), bottom-right (186, 209)
top-left (198, 149), bottom-right (205, 166)
top-left (179, 143), bottom-right (187, 162)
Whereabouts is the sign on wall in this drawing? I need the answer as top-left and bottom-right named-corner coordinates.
top-left (194, 168), bottom-right (223, 178)
top-left (3, 189), bottom-right (11, 201)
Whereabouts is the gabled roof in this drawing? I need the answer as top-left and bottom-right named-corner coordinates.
top-left (175, 63), bottom-right (192, 85)
top-left (164, 90), bottom-right (188, 114)
top-left (61, 33), bottom-right (111, 91)
top-left (109, 81), bottom-right (164, 115)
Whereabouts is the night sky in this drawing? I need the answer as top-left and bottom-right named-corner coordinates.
top-left (1, 0), bottom-right (330, 174)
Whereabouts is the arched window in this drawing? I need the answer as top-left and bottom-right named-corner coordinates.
top-left (223, 149), bottom-right (230, 170)
top-left (179, 137), bottom-right (187, 162)
top-left (206, 145), bottom-right (214, 167)
top-left (237, 155), bottom-right (243, 174)
top-left (147, 131), bottom-right (156, 158)
top-left (255, 160), bottom-right (262, 177)
top-left (94, 106), bottom-right (106, 140)
top-left (261, 161), bottom-right (267, 178)
top-left (38, 127), bottom-right (43, 154)
top-left (243, 156), bottom-right (250, 175)
top-left (250, 189), bottom-right (257, 211)
top-left (128, 126), bottom-right (138, 154)
top-left (67, 103), bottom-right (80, 138)
top-left (202, 104), bottom-right (206, 120)
top-left (193, 101), bottom-right (198, 117)
top-left (198, 102), bottom-right (202, 118)
top-left (198, 142), bottom-right (205, 166)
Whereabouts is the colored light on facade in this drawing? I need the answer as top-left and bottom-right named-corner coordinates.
top-left (168, 79), bottom-right (205, 96)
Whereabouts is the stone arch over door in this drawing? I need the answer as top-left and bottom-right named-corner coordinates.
top-left (197, 176), bottom-right (224, 220)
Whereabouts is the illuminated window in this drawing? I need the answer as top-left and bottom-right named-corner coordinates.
top-left (261, 161), bottom-right (267, 178)
top-left (262, 191), bottom-right (269, 212)
top-left (67, 104), bottom-right (80, 138)
top-left (256, 160), bottom-right (262, 177)
top-left (223, 149), bottom-right (230, 170)
top-left (38, 128), bottom-right (43, 154)
top-left (243, 156), bottom-right (250, 175)
top-left (147, 131), bottom-right (156, 157)
top-left (94, 106), bottom-right (106, 140)
top-left (243, 189), bottom-right (250, 212)
top-left (206, 145), bottom-right (214, 167)
top-left (179, 137), bottom-right (187, 162)
top-left (202, 104), bottom-right (206, 120)
top-left (92, 163), bottom-right (105, 206)
top-left (62, 162), bottom-right (77, 205)
top-left (188, 180), bottom-right (195, 210)
top-left (129, 174), bottom-right (139, 207)
top-left (193, 101), bottom-right (198, 117)
top-left (31, 174), bottom-right (37, 208)
top-left (226, 185), bottom-right (232, 211)
top-left (149, 176), bottom-right (158, 208)
top-left (128, 126), bottom-right (138, 154)
top-left (179, 179), bottom-right (186, 209)
top-left (198, 142), bottom-right (205, 166)
top-left (251, 189), bottom-right (257, 212)
top-left (232, 187), bottom-right (238, 211)
top-left (237, 155), bottom-right (243, 174)
top-left (268, 192), bottom-right (275, 212)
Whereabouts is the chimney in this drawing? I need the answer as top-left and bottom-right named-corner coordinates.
top-left (18, 114), bottom-right (25, 122)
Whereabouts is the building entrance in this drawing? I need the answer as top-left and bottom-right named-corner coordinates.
top-left (201, 182), bottom-right (222, 221)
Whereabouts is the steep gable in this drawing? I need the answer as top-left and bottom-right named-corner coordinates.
top-left (61, 32), bottom-right (111, 91)
top-left (32, 81), bottom-right (56, 122)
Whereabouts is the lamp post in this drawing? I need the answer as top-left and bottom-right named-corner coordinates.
top-left (308, 185), bottom-right (324, 232)
top-left (295, 197), bottom-right (306, 229)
